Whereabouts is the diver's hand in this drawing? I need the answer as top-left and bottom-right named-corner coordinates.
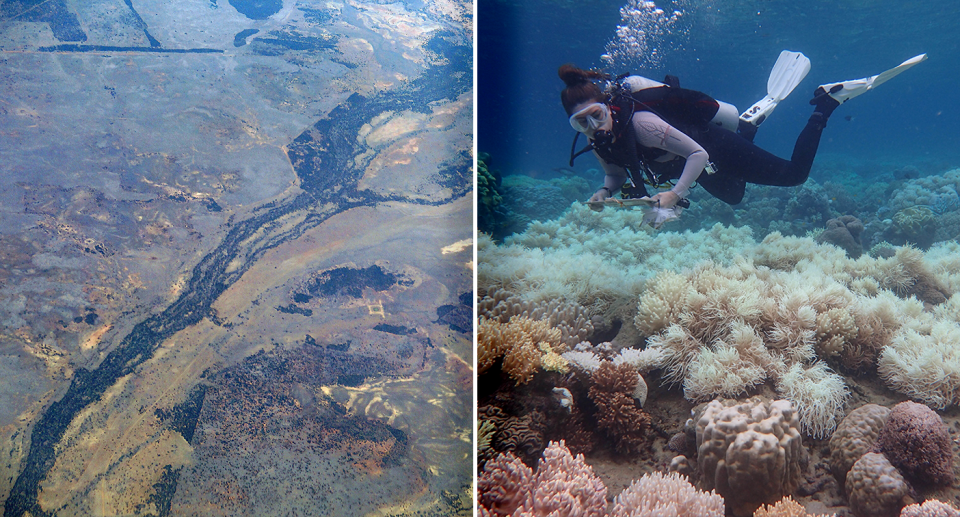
top-left (589, 187), bottom-right (612, 203)
top-left (588, 188), bottom-right (613, 211)
top-left (648, 190), bottom-right (680, 209)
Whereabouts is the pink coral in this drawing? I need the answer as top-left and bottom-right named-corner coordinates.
top-left (871, 401), bottom-right (954, 486)
top-left (519, 440), bottom-right (608, 517)
top-left (479, 441), bottom-right (608, 517)
top-left (900, 500), bottom-right (960, 517)
top-left (478, 451), bottom-right (533, 515)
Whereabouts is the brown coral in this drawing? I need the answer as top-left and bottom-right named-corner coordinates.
top-left (871, 401), bottom-right (954, 486)
top-left (845, 452), bottom-right (915, 517)
top-left (816, 215), bottom-right (865, 258)
top-left (829, 403), bottom-right (890, 484)
top-left (696, 397), bottom-right (806, 517)
top-left (588, 361), bottom-right (650, 455)
top-left (477, 316), bottom-right (563, 384)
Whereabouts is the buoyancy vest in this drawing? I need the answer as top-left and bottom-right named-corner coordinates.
top-left (575, 75), bottom-right (738, 188)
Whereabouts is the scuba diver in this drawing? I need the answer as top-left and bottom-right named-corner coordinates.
top-left (561, 52), bottom-right (927, 227)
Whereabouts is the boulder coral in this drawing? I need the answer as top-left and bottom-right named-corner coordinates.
top-left (817, 215), bottom-right (865, 258)
top-left (871, 401), bottom-right (954, 486)
top-left (845, 452), bottom-right (915, 517)
top-left (829, 403), bottom-right (891, 483)
top-left (695, 397), bottom-right (806, 517)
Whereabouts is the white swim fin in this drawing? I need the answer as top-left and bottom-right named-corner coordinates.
top-left (739, 50), bottom-right (812, 127)
top-left (815, 53), bottom-right (928, 105)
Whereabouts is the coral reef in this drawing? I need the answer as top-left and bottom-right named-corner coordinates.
top-left (477, 316), bottom-right (564, 384)
top-left (695, 397), bottom-right (806, 517)
top-left (845, 452), bottom-right (915, 517)
top-left (878, 322), bottom-right (960, 409)
top-left (478, 286), bottom-right (597, 347)
top-left (609, 471), bottom-right (725, 517)
top-left (829, 404), bottom-right (891, 483)
top-left (587, 361), bottom-right (650, 455)
top-left (753, 496), bottom-right (836, 517)
top-left (817, 215), bottom-right (865, 258)
top-left (478, 152), bottom-right (505, 238)
top-left (871, 401), bottom-right (954, 486)
top-left (478, 441), bottom-right (607, 517)
top-left (900, 500), bottom-right (960, 517)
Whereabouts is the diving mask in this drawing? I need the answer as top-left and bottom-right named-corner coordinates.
top-left (569, 103), bottom-right (611, 134)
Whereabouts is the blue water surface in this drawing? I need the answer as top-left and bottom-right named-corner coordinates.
top-left (478, 0), bottom-right (960, 180)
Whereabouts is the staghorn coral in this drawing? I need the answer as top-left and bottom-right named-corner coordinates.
top-left (871, 401), bottom-right (954, 486)
top-left (609, 471), bottom-right (725, 517)
top-left (829, 403), bottom-right (891, 484)
top-left (753, 496), bottom-right (837, 517)
top-left (900, 500), bottom-right (960, 517)
top-left (845, 452), bottom-right (915, 517)
top-left (588, 361), bottom-right (650, 455)
top-left (695, 397), bottom-right (805, 517)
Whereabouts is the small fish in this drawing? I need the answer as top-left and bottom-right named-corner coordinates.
top-left (844, 115), bottom-right (853, 121)
top-left (552, 167), bottom-right (577, 177)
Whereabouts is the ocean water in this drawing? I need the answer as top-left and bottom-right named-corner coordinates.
top-left (479, 0), bottom-right (960, 180)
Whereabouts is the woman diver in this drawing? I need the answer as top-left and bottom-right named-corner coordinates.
top-left (560, 53), bottom-right (926, 225)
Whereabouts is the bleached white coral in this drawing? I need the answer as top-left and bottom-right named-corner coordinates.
top-left (775, 362), bottom-right (850, 439)
top-left (612, 346), bottom-right (665, 373)
top-left (683, 345), bottom-right (766, 402)
top-left (561, 350), bottom-right (603, 374)
top-left (878, 321), bottom-right (960, 409)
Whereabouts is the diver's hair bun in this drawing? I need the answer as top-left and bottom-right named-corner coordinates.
top-left (558, 64), bottom-right (606, 86)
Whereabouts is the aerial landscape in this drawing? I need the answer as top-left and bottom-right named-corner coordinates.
top-left (0, 0), bottom-right (472, 515)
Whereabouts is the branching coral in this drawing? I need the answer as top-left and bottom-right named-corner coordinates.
top-left (479, 286), bottom-right (596, 347)
top-left (900, 500), bottom-right (960, 517)
top-left (753, 496), bottom-right (836, 517)
top-left (588, 361), bottom-right (650, 455)
top-left (479, 441), bottom-right (608, 517)
top-left (609, 471), bottom-right (725, 517)
top-left (478, 451), bottom-right (533, 515)
top-left (477, 316), bottom-right (563, 384)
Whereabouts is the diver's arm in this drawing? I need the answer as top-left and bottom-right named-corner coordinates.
top-left (633, 111), bottom-right (708, 200)
top-left (589, 155), bottom-right (628, 202)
